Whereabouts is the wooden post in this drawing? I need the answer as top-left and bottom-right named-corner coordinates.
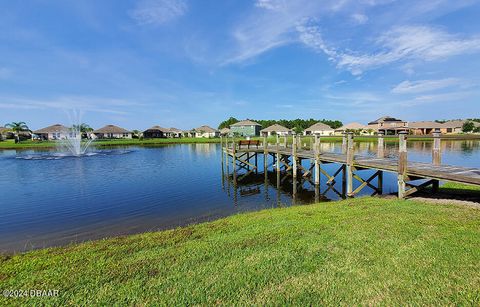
top-left (432, 131), bottom-right (441, 166)
top-left (397, 131), bottom-right (408, 199)
top-left (314, 134), bottom-right (320, 185)
top-left (342, 133), bottom-right (347, 154)
top-left (275, 134), bottom-right (280, 173)
top-left (232, 139), bottom-right (237, 176)
top-left (263, 135), bottom-right (268, 172)
top-left (377, 132), bottom-right (385, 158)
top-left (292, 133), bottom-right (297, 179)
top-left (378, 171), bottom-right (383, 195)
top-left (346, 132), bottom-right (354, 197)
top-left (283, 135), bottom-right (287, 148)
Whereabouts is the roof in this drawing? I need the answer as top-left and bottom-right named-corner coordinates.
top-left (220, 128), bottom-right (231, 133)
top-left (408, 121), bottom-right (445, 129)
top-left (168, 127), bottom-right (183, 133)
top-left (93, 125), bottom-right (130, 134)
top-left (230, 120), bottom-right (261, 127)
top-left (441, 120), bottom-right (480, 129)
top-left (195, 125), bottom-right (218, 133)
top-left (34, 124), bottom-right (68, 134)
top-left (260, 124), bottom-right (291, 133)
top-left (335, 122), bottom-right (366, 131)
top-left (143, 125), bottom-right (169, 133)
top-left (0, 127), bottom-right (8, 133)
top-left (305, 122), bottom-right (334, 132)
top-left (368, 116), bottom-right (404, 125)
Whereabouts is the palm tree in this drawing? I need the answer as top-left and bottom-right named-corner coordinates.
top-left (5, 122), bottom-right (30, 143)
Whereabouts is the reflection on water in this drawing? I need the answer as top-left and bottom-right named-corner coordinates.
top-left (0, 140), bottom-right (478, 253)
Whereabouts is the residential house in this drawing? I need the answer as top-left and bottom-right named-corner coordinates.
top-left (34, 124), bottom-right (70, 140)
top-left (408, 121), bottom-right (446, 135)
top-left (143, 126), bottom-right (169, 138)
top-left (441, 120), bottom-right (480, 134)
top-left (334, 122), bottom-right (373, 135)
top-left (0, 127), bottom-right (8, 140)
top-left (93, 125), bottom-right (132, 139)
top-left (220, 128), bottom-right (231, 136)
top-left (194, 125), bottom-right (219, 138)
top-left (167, 128), bottom-right (183, 138)
top-left (304, 122), bottom-right (334, 136)
top-left (230, 120), bottom-right (262, 137)
top-left (367, 116), bottom-right (408, 135)
top-left (260, 124), bottom-right (292, 136)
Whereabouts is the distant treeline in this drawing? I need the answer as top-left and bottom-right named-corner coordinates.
top-left (435, 119), bottom-right (480, 123)
top-left (218, 117), bottom-right (343, 132)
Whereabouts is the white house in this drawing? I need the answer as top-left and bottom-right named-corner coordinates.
top-left (34, 124), bottom-right (71, 140)
top-left (260, 124), bottom-right (292, 136)
top-left (93, 125), bottom-right (132, 139)
top-left (304, 122), bottom-right (334, 136)
top-left (194, 125), bottom-right (219, 138)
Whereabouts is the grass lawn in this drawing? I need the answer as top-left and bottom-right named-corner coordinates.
top-left (1, 197), bottom-right (479, 305)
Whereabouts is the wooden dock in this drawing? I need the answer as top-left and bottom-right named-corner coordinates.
top-left (221, 132), bottom-right (480, 199)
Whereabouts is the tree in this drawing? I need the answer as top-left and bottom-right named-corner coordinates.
top-left (5, 121), bottom-right (30, 143)
top-left (131, 130), bottom-right (142, 139)
top-left (462, 121), bottom-right (475, 133)
top-left (218, 117), bottom-right (239, 129)
top-left (473, 126), bottom-right (480, 133)
top-left (72, 123), bottom-right (93, 138)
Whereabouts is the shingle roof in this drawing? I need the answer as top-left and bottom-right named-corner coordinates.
top-left (34, 124), bottom-right (68, 134)
top-left (260, 124), bottom-right (291, 133)
top-left (335, 122), bottom-right (366, 131)
top-left (93, 125), bottom-right (130, 134)
top-left (305, 122), bottom-right (334, 132)
top-left (195, 125), bottom-right (218, 133)
top-left (408, 121), bottom-right (445, 129)
top-left (368, 116), bottom-right (404, 125)
top-left (230, 120), bottom-right (261, 127)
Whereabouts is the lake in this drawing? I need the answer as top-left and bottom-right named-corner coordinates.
top-left (1, 140), bottom-right (479, 253)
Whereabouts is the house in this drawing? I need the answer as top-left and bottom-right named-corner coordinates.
top-left (143, 126), bottom-right (169, 138)
top-left (230, 120), bottom-right (262, 137)
top-left (167, 128), bottom-right (183, 138)
top-left (408, 121), bottom-right (446, 135)
top-left (367, 116), bottom-right (408, 135)
top-left (193, 125), bottom-right (219, 138)
top-left (260, 124), bottom-right (292, 136)
top-left (34, 124), bottom-right (70, 140)
top-left (93, 125), bottom-right (132, 139)
top-left (220, 128), bottom-right (231, 136)
top-left (441, 120), bottom-right (480, 134)
top-left (0, 127), bottom-right (8, 140)
top-left (304, 122), bottom-right (334, 136)
top-left (334, 122), bottom-right (373, 135)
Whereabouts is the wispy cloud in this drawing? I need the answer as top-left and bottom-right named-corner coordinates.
top-left (351, 13), bottom-right (368, 24)
top-left (391, 78), bottom-right (463, 94)
top-left (0, 96), bottom-right (145, 115)
top-left (130, 0), bottom-right (187, 25)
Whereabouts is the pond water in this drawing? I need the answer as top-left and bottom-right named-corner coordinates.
top-left (0, 140), bottom-right (479, 253)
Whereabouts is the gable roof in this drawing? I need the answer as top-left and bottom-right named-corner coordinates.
top-left (230, 119), bottom-right (261, 127)
top-left (34, 124), bottom-right (69, 134)
top-left (305, 122), bottom-right (333, 132)
top-left (368, 116), bottom-right (404, 125)
top-left (335, 122), bottom-right (366, 131)
top-left (94, 125), bottom-right (130, 134)
top-left (408, 121), bottom-right (446, 129)
top-left (260, 124), bottom-right (291, 133)
top-left (195, 125), bottom-right (218, 133)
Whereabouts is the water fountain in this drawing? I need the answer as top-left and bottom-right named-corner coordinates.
top-left (60, 125), bottom-right (94, 156)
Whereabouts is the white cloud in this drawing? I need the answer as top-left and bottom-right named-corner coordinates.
top-left (337, 25), bottom-right (480, 74)
top-left (255, 0), bottom-right (285, 11)
top-left (351, 13), bottom-right (368, 24)
top-left (391, 78), bottom-right (462, 94)
top-left (130, 0), bottom-right (187, 25)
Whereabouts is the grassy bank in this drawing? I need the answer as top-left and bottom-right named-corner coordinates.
top-left (1, 197), bottom-right (479, 305)
top-left (1, 134), bottom-right (479, 149)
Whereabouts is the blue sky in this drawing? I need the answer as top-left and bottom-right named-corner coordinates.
top-left (0, 0), bottom-right (479, 130)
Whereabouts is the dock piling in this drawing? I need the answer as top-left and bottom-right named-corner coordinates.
top-left (314, 134), bottom-right (320, 185)
top-left (432, 131), bottom-right (441, 166)
top-left (346, 132), bottom-right (354, 196)
top-left (397, 132), bottom-right (408, 199)
top-left (292, 133), bottom-right (298, 179)
top-left (377, 132), bottom-right (385, 158)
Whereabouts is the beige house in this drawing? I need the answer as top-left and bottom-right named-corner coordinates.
top-left (304, 122), bottom-right (334, 136)
top-left (367, 116), bottom-right (408, 135)
top-left (193, 125), bottom-right (219, 138)
top-left (34, 124), bottom-right (71, 140)
top-left (334, 122), bottom-right (374, 135)
top-left (260, 124), bottom-right (292, 136)
top-left (441, 120), bottom-right (480, 134)
top-left (93, 125), bottom-right (132, 139)
top-left (0, 127), bottom-right (8, 140)
top-left (408, 121), bottom-right (446, 135)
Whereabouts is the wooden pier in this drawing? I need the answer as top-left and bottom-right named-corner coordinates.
top-left (221, 132), bottom-right (480, 199)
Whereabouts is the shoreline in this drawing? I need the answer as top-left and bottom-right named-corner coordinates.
top-left (1, 134), bottom-right (479, 150)
top-left (1, 195), bottom-right (479, 305)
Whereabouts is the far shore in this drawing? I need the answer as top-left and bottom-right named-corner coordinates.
top-left (1, 134), bottom-right (480, 150)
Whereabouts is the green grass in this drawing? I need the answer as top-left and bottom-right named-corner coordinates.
top-left (440, 182), bottom-right (480, 194)
top-left (1, 197), bottom-right (479, 305)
